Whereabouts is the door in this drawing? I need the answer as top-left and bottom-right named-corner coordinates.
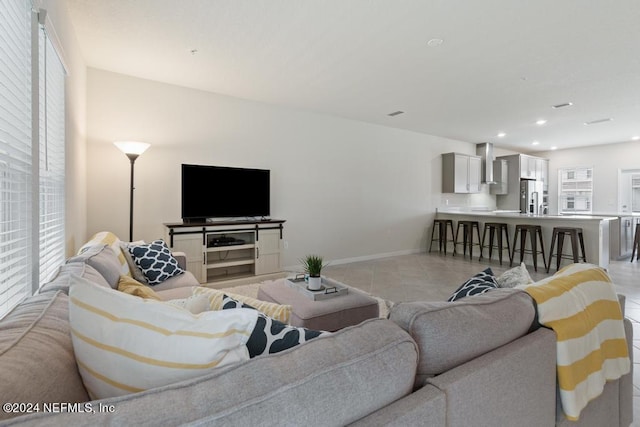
top-left (454, 154), bottom-right (469, 193)
top-left (255, 229), bottom-right (282, 275)
top-left (468, 156), bottom-right (481, 193)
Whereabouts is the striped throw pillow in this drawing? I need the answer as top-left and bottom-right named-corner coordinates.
top-left (69, 275), bottom-right (257, 399)
top-left (193, 286), bottom-right (292, 324)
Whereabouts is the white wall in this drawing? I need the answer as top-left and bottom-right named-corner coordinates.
top-left (86, 69), bottom-right (483, 267)
top-left (540, 141), bottom-right (640, 214)
top-left (38, 0), bottom-right (87, 255)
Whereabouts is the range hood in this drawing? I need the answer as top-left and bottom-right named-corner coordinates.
top-left (476, 142), bottom-right (496, 184)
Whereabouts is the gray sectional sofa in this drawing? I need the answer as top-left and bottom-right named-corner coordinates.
top-left (0, 242), bottom-right (633, 426)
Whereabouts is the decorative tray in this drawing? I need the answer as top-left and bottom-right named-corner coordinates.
top-left (285, 275), bottom-right (349, 301)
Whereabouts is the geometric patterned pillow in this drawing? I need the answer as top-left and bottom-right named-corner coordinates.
top-left (127, 240), bottom-right (184, 286)
top-left (447, 268), bottom-right (498, 302)
top-left (221, 294), bottom-right (330, 358)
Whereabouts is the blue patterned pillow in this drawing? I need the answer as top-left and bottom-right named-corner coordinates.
top-left (221, 294), bottom-right (329, 358)
top-left (447, 268), bottom-right (498, 302)
top-left (127, 240), bottom-right (184, 286)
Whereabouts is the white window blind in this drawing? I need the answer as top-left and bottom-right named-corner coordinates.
top-left (38, 29), bottom-right (65, 284)
top-left (0, 0), bottom-right (33, 318)
top-left (558, 167), bottom-right (593, 214)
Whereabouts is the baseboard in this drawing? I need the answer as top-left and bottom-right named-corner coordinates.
top-left (283, 248), bottom-right (424, 272)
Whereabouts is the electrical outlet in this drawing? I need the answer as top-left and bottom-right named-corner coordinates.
top-left (284, 241), bottom-right (289, 249)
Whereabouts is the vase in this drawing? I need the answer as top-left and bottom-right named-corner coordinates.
top-left (308, 275), bottom-right (322, 291)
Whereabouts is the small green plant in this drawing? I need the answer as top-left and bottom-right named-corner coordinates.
top-left (300, 254), bottom-right (325, 277)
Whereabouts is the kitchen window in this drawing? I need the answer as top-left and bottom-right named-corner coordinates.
top-left (558, 167), bottom-right (593, 214)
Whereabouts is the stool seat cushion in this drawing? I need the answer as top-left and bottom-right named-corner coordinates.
top-left (258, 279), bottom-right (379, 331)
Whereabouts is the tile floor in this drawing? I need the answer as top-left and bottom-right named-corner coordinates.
top-left (321, 250), bottom-right (640, 425)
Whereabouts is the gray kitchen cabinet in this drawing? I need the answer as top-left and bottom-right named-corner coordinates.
top-left (442, 152), bottom-right (482, 193)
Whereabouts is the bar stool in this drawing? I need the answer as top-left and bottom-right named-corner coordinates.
top-left (479, 222), bottom-right (511, 265)
top-left (454, 220), bottom-right (482, 258)
top-left (631, 223), bottom-right (640, 262)
top-left (428, 219), bottom-right (455, 255)
top-left (547, 227), bottom-right (587, 273)
top-left (511, 224), bottom-right (547, 272)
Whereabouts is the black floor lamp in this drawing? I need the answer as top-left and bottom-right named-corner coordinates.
top-left (114, 141), bottom-right (150, 242)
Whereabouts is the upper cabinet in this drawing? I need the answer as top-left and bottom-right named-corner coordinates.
top-left (442, 152), bottom-right (482, 193)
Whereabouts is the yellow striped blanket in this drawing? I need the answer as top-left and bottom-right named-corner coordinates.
top-left (520, 263), bottom-right (630, 421)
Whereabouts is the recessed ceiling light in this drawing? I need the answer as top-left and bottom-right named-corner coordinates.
top-left (584, 118), bottom-right (612, 125)
top-left (552, 102), bottom-right (573, 109)
top-left (497, 132), bottom-right (506, 138)
top-left (532, 141), bottom-right (540, 146)
top-left (536, 119), bottom-right (547, 126)
top-left (551, 146), bottom-right (558, 150)
top-left (427, 38), bottom-right (444, 47)
top-left (387, 111), bottom-right (404, 117)
top-left (632, 136), bottom-right (640, 141)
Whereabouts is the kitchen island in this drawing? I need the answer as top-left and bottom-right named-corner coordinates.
top-left (435, 210), bottom-right (616, 270)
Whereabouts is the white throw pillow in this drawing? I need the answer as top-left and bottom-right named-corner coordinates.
top-left (68, 275), bottom-right (257, 399)
top-left (496, 262), bottom-right (533, 288)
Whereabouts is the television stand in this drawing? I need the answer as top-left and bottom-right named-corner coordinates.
top-left (164, 219), bottom-right (285, 284)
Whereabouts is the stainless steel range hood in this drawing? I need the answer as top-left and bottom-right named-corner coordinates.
top-left (476, 142), bottom-right (496, 184)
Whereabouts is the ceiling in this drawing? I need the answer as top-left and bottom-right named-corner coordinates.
top-left (65, 0), bottom-right (640, 153)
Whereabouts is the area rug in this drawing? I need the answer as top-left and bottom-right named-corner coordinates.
top-left (219, 281), bottom-right (391, 319)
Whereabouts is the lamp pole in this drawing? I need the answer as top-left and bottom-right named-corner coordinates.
top-left (114, 141), bottom-right (150, 242)
top-left (126, 153), bottom-right (139, 242)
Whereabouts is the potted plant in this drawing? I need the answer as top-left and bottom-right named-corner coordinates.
top-left (300, 254), bottom-right (325, 291)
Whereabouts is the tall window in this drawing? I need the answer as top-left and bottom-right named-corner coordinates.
top-left (558, 167), bottom-right (593, 214)
top-left (39, 28), bottom-right (65, 283)
top-left (0, 0), bottom-right (33, 318)
top-left (0, 1), bottom-right (66, 318)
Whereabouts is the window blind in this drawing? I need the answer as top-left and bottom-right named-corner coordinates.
top-left (0, 0), bottom-right (33, 318)
top-left (38, 29), bottom-right (65, 284)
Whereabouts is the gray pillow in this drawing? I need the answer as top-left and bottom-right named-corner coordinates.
top-left (496, 262), bottom-right (533, 288)
top-left (67, 244), bottom-right (121, 289)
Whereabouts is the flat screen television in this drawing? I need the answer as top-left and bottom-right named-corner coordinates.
top-left (181, 164), bottom-right (270, 222)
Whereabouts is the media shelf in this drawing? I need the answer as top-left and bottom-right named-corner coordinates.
top-left (164, 219), bottom-right (285, 284)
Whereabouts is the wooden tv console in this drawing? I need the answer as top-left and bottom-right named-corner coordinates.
top-left (164, 219), bottom-right (285, 284)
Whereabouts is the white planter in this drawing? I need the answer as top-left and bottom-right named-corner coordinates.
top-left (308, 276), bottom-right (322, 291)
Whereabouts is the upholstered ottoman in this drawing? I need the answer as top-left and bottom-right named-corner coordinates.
top-left (258, 279), bottom-right (379, 331)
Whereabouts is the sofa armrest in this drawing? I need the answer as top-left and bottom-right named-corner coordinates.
top-left (172, 251), bottom-right (187, 270)
top-left (427, 328), bottom-right (557, 427)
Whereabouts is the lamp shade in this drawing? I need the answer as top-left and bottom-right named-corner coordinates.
top-left (114, 141), bottom-right (150, 156)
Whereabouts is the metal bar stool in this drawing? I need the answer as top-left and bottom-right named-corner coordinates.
top-left (631, 223), bottom-right (640, 262)
top-left (428, 219), bottom-right (455, 255)
top-left (510, 224), bottom-right (547, 272)
top-left (454, 220), bottom-right (482, 258)
top-left (479, 222), bottom-right (511, 265)
top-left (547, 227), bottom-right (587, 272)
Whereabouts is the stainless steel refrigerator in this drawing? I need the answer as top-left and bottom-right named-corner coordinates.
top-left (520, 179), bottom-right (544, 214)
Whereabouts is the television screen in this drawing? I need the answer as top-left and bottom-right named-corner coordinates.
top-left (181, 164), bottom-right (270, 221)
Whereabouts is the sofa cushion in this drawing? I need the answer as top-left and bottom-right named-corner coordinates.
top-left (150, 269), bottom-right (199, 291)
top-left (78, 231), bottom-right (130, 277)
top-left (448, 268), bottom-right (498, 301)
top-left (127, 240), bottom-right (185, 286)
top-left (11, 318), bottom-right (418, 426)
top-left (390, 288), bottom-right (536, 383)
top-left (69, 275), bottom-right (257, 399)
top-left (0, 291), bottom-right (89, 421)
top-left (39, 262), bottom-right (110, 294)
top-left (194, 286), bottom-right (292, 324)
top-left (67, 244), bottom-right (122, 289)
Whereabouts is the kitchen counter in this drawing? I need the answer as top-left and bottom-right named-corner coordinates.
top-left (435, 211), bottom-right (614, 270)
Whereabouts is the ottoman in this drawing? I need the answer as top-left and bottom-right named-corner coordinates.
top-left (258, 279), bottom-right (379, 331)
